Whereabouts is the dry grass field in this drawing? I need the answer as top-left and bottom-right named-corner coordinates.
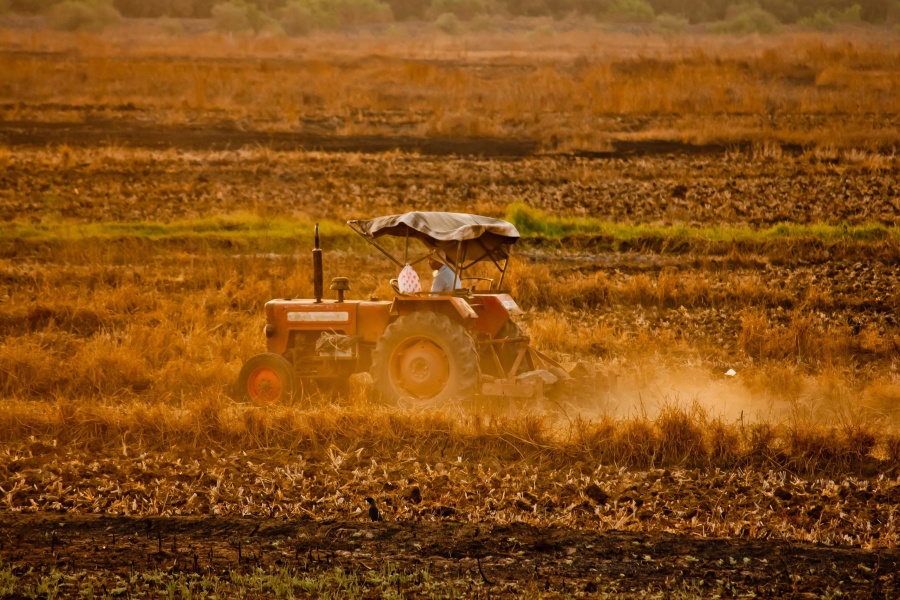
top-left (0, 22), bottom-right (899, 598)
top-left (2, 25), bottom-right (900, 151)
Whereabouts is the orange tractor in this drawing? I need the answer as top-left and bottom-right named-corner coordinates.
top-left (235, 212), bottom-right (573, 408)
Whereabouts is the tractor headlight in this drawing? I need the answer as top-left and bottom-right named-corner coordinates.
top-left (264, 324), bottom-right (276, 338)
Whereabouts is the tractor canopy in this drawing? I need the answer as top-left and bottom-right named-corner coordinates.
top-left (348, 212), bottom-right (520, 274)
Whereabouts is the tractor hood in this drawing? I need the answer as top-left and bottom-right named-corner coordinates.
top-left (350, 212), bottom-right (520, 265)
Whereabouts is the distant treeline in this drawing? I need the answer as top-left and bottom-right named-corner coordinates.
top-left (6, 0), bottom-right (900, 28)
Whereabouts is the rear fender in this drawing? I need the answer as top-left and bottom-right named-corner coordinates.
top-left (390, 296), bottom-right (477, 325)
top-left (470, 294), bottom-right (523, 337)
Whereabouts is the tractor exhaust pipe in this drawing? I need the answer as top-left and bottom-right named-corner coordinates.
top-left (313, 223), bottom-right (323, 303)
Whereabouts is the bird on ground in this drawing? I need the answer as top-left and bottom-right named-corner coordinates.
top-left (364, 497), bottom-right (382, 522)
top-left (847, 315), bottom-right (864, 336)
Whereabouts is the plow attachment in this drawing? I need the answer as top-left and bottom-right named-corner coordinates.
top-left (478, 336), bottom-right (614, 401)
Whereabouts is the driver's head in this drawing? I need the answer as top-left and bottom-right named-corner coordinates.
top-left (428, 255), bottom-right (443, 271)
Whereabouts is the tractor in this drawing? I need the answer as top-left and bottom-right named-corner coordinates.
top-left (234, 211), bottom-right (575, 408)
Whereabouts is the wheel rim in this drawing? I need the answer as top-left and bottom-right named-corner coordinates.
top-left (390, 337), bottom-right (450, 400)
top-left (246, 366), bottom-right (283, 406)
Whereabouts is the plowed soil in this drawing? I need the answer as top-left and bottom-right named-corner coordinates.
top-left (0, 119), bottom-right (540, 157)
top-left (2, 119), bottom-right (898, 226)
top-left (2, 514), bottom-right (896, 598)
top-left (1, 442), bottom-right (899, 597)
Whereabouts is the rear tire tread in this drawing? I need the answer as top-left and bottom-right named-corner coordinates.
top-left (371, 312), bottom-right (479, 408)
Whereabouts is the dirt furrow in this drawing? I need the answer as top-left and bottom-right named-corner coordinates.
top-left (0, 514), bottom-right (895, 597)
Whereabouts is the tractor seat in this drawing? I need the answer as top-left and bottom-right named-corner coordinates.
top-left (390, 278), bottom-right (424, 296)
top-left (460, 277), bottom-right (493, 291)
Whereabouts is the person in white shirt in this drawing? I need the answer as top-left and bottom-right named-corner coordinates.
top-left (429, 256), bottom-right (461, 293)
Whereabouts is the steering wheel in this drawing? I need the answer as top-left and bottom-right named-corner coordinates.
top-left (461, 277), bottom-right (493, 291)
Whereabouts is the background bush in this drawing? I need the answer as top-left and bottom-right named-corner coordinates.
top-left (5, 0), bottom-right (899, 30)
top-left (800, 10), bottom-right (835, 31)
top-left (433, 10), bottom-right (460, 31)
top-left (156, 14), bottom-right (186, 33)
top-left (608, 0), bottom-right (654, 22)
top-left (711, 3), bottom-right (780, 33)
top-left (275, 0), bottom-right (390, 31)
top-left (212, 0), bottom-right (281, 33)
top-left (655, 11), bottom-right (688, 31)
top-left (426, 0), bottom-right (486, 20)
top-left (10, 0), bottom-right (58, 14)
top-left (47, 0), bottom-right (120, 31)
top-left (278, 0), bottom-right (315, 33)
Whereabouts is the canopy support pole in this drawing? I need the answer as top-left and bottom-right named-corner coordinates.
top-left (497, 257), bottom-right (509, 290)
top-left (453, 241), bottom-right (464, 289)
top-left (347, 221), bottom-right (404, 268)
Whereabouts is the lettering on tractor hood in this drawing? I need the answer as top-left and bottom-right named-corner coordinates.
top-left (287, 311), bottom-right (350, 322)
top-left (498, 295), bottom-right (523, 316)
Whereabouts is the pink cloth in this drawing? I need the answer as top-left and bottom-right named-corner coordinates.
top-left (397, 264), bottom-right (421, 294)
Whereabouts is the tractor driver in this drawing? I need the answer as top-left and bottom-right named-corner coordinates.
top-left (429, 255), bottom-right (461, 293)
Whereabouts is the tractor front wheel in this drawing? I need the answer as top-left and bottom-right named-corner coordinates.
top-left (235, 353), bottom-right (297, 406)
top-left (371, 312), bottom-right (480, 408)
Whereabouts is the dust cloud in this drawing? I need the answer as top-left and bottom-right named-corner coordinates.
top-left (551, 364), bottom-right (898, 427)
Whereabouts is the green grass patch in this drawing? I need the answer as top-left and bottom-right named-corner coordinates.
top-left (505, 202), bottom-right (897, 243)
top-left (2, 212), bottom-right (364, 253)
top-left (2, 205), bottom-right (896, 250)
top-left (0, 560), bottom-right (725, 598)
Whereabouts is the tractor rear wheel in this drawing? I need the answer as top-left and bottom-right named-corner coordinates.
top-left (372, 312), bottom-right (480, 408)
top-left (235, 353), bottom-right (297, 406)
